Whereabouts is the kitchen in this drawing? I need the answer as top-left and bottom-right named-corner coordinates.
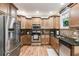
top-left (0, 3), bottom-right (79, 56)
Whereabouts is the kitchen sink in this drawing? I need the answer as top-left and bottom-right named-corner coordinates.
top-left (75, 39), bottom-right (79, 43)
top-left (72, 37), bottom-right (79, 42)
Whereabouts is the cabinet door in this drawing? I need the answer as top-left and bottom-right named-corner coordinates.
top-left (20, 17), bottom-right (27, 29)
top-left (21, 35), bottom-right (27, 45)
top-left (45, 20), bottom-right (49, 29)
top-left (41, 19), bottom-right (49, 29)
top-left (51, 37), bottom-right (54, 47)
top-left (17, 16), bottom-right (21, 21)
top-left (53, 17), bottom-right (60, 29)
top-left (41, 35), bottom-right (45, 44)
top-left (74, 46), bottom-right (79, 56)
top-left (0, 3), bottom-right (9, 14)
top-left (51, 37), bottom-right (59, 53)
top-left (70, 4), bottom-right (79, 27)
top-left (26, 35), bottom-right (31, 45)
top-left (59, 43), bottom-right (71, 56)
top-left (41, 19), bottom-right (44, 28)
top-left (41, 35), bottom-right (49, 45)
top-left (45, 35), bottom-right (49, 44)
top-left (32, 18), bottom-right (41, 24)
top-left (48, 17), bottom-right (54, 29)
top-left (54, 38), bottom-right (59, 53)
top-left (26, 19), bottom-right (32, 29)
top-left (21, 35), bottom-right (31, 45)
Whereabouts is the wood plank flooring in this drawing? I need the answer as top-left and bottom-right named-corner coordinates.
top-left (19, 45), bottom-right (57, 56)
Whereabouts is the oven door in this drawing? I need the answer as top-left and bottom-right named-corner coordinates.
top-left (33, 34), bottom-right (39, 40)
top-left (32, 34), bottom-right (41, 43)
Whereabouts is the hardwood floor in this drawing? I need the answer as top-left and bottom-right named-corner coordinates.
top-left (19, 45), bottom-right (57, 56)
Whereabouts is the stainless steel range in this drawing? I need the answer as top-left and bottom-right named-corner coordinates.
top-left (31, 24), bottom-right (41, 45)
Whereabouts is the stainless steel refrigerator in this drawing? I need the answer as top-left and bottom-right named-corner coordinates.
top-left (0, 15), bottom-right (5, 56)
top-left (0, 15), bottom-right (21, 56)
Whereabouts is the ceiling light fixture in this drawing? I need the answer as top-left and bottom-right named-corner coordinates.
top-left (60, 3), bottom-right (65, 5)
top-left (17, 10), bottom-right (28, 16)
top-left (36, 11), bottom-right (39, 14)
top-left (49, 11), bottom-right (53, 15)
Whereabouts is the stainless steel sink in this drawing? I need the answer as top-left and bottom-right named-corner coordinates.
top-left (72, 37), bottom-right (79, 42)
top-left (60, 37), bottom-right (65, 39)
top-left (75, 39), bottom-right (79, 42)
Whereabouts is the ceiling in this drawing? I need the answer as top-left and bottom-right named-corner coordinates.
top-left (14, 3), bottom-right (64, 18)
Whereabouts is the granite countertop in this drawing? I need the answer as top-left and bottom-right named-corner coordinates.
top-left (59, 36), bottom-right (79, 46)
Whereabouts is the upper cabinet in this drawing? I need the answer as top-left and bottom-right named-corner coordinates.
top-left (21, 17), bottom-right (26, 29)
top-left (41, 19), bottom-right (49, 29)
top-left (53, 16), bottom-right (60, 29)
top-left (32, 18), bottom-right (41, 25)
top-left (70, 4), bottom-right (79, 28)
top-left (48, 17), bottom-right (54, 29)
top-left (0, 3), bottom-right (9, 14)
top-left (0, 3), bottom-right (17, 17)
top-left (18, 16), bottom-right (27, 29)
top-left (41, 16), bottom-right (60, 29)
top-left (17, 16), bottom-right (32, 29)
top-left (26, 19), bottom-right (32, 29)
top-left (0, 3), bottom-right (18, 29)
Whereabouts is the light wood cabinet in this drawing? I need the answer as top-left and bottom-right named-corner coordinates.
top-left (51, 37), bottom-right (55, 48)
top-left (17, 16), bottom-right (32, 29)
top-left (51, 36), bottom-right (59, 53)
top-left (32, 18), bottom-right (41, 25)
top-left (0, 3), bottom-right (9, 14)
top-left (17, 16), bottom-right (21, 21)
top-left (59, 43), bottom-right (71, 56)
top-left (20, 17), bottom-right (27, 29)
top-left (70, 4), bottom-right (79, 27)
top-left (41, 19), bottom-right (49, 29)
top-left (0, 3), bottom-right (17, 16)
top-left (26, 19), bottom-right (32, 29)
top-left (53, 17), bottom-right (60, 29)
top-left (41, 35), bottom-right (49, 45)
top-left (48, 17), bottom-right (54, 29)
top-left (74, 46), bottom-right (79, 56)
top-left (21, 35), bottom-right (31, 45)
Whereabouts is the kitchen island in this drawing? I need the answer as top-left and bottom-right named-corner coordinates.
top-left (59, 36), bottom-right (79, 56)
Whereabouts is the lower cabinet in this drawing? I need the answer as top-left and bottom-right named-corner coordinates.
top-left (74, 46), bottom-right (79, 56)
top-left (51, 36), bottom-right (59, 54)
top-left (59, 40), bottom-right (79, 56)
top-left (21, 35), bottom-right (31, 45)
top-left (59, 43), bottom-right (71, 56)
top-left (41, 35), bottom-right (49, 45)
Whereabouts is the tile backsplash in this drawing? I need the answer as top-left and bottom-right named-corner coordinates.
top-left (60, 29), bottom-right (79, 38)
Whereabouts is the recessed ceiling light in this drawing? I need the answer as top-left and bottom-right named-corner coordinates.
top-left (36, 11), bottom-right (39, 14)
top-left (49, 11), bottom-right (53, 14)
top-left (17, 10), bottom-right (27, 16)
top-left (60, 3), bottom-right (65, 5)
